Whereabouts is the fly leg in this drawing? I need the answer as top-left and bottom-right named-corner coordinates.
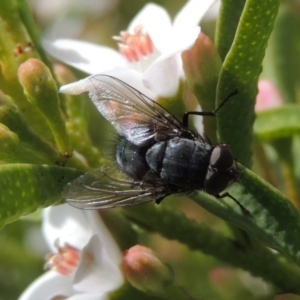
top-left (182, 89), bottom-right (238, 127)
top-left (155, 196), bottom-right (166, 204)
top-left (216, 192), bottom-right (250, 215)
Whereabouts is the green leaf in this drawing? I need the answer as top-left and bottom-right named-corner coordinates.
top-left (191, 165), bottom-right (300, 266)
top-left (216, 0), bottom-right (246, 61)
top-left (0, 0), bottom-right (56, 143)
top-left (270, 3), bottom-right (300, 103)
top-left (254, 104), bottom-right (300, 141)
top-left (0, 123), bottom-right (52, 164)
top-left (18, 59), bottom-right (72, 160)
top-left (122, 201), bottom-right (300, 292)
top-left (16, 0), bottom-right (54, 70)
top-left (216, 0), bottom-right (280, 167)
top-left (0, 99), bottom-right (61, 163)
top-left (0, 164), bottom-right (83, 229)
top-left (0, 0), bottom-right (35, 63)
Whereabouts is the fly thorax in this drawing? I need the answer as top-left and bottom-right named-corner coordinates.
top-left (115, 136), bottom-right (149, 180)
top-left (145, 140), bottom-right (167, 174)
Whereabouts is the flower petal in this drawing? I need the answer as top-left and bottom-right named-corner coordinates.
top-left (129, 3), bottom-right (172, 32)
top-left (167, 26), bottom-right (201, 54)
top-left (42, 205), bottom-right (93, 251)
top-left (128, 3), bottom-right (172, 52)
top-left (143, 53), bottom-right (182, 97)
top-left (59, 68), bottom-right (157, 99)
top-left (19, 270), bottom-right (74, 300)
top-left (85, 211), bottom-right (122, 264)
top-left (43, 39), bottom-right (126, 74)
top-left (203, 0), bottom-right (221, 20)
top-left (142, 26), bottom-right (200, 97)
top-left (73, 235), bottom-right (124, 293)
top-left (173, 0), bottom-right (219, 29)
top-left (59, 76), bottom-right (92, 95)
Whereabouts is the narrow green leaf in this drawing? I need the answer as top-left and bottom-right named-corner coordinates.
top-left (122, 203), bottom-right (300, 292)
top-left (0, 124), bottom-right (52, 164)
top-left (271, 3), bottom-right (300, 103)
top-left (0, 0), bottom-right (55, 143)
top-left (0, 50), bottom-right (53, 145)
top-left (0, 0), bottom-right (36, 63)
top-left (216, 0), bottom-right (246, 61)
top-left (16, 0), bottom-right (54, 70)
top-left (0, 99), bottom-right (61, 163)
top-left (216, 0), bottom-right (280, 167)
top-left (18, 59), bottom-right (72, 160)
top-left (190, 166), bottom-right (300, 266)
top-left (0, 164), bottom-right (83, 229)
top-left (254, 105), bottom-right (300, 141)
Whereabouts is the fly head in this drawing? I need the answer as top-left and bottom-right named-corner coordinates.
top-left (204, 144), bottom-right (241, 195)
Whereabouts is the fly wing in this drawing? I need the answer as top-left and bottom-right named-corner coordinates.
top-left (62, 167), bottom-right (169, 209)
top-left (87, 75), bottom-right (184, 147)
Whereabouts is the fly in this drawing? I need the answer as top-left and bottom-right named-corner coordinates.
top-left (62, 75), bottom-right (247, 214)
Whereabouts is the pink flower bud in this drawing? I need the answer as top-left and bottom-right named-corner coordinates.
top-left (122, 245), bottom-right (174, 293)
top-left (182, 32), bottom-right (221, 91)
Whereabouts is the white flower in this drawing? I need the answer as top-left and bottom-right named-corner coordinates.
top-left (45, 0), bottom-right (218, 97)
top-left (19, 205), bottom-right (124, 300)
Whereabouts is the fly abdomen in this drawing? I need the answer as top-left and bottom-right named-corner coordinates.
top-left (146, 137), bottom-right (212, 190)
